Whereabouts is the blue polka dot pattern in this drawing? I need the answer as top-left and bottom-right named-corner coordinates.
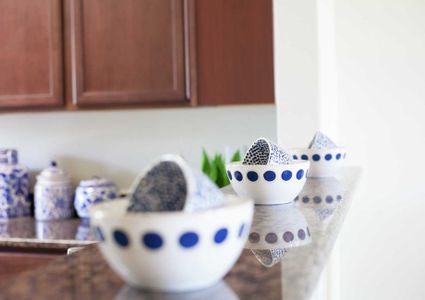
top-left (247, 171), bottom-right (259, 182)
top-left (296, 169), bottom-right (305, 180)
top-left (301, 154), bottom-right (308, 160)
top-left (227, 170), bottom-right (232, 180)
top-left (312, 154), bottom-right (320, 161)
top-left (143, 232), bottom-right (163, 250)
top-left (281, 170), bottom-right (292, 181)
top-left (293, 155), bottom-right (298, 160)
top-left (95, 226), bottom-right (105, 242)
top-left (234, 171), bottom-right (243, 181)
top-left (263, 171), bottom-right (276, 181)
top-left (113, 230), bottom-right (129, 247)
top-left (336, 153), bottom-right (341, 160)
top-left (179, 232), bottom-right (199, 248)
top-left (214, 228), bottom-right (228, 244)
top-left (238, 223), bottom-right (245, 238)
top-left (325, 154), bottom-right (332, 161)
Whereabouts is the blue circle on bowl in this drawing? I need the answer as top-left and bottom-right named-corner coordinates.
top-left (312, 154), bottom-right (320, 161)
top-left (325, 154), bottom-right (332, 161)
top-left (227, 170), bottom-right (232, 180)
top-left (263, 171), bottom-right (276, 181)
top-left (281, 170), bottom-right (292, 181)
top-left (179, 232), bottom-right (199, 248)
top-left (301, 154), bottom-right (308, 160)
top-left (293, 155), bottom-right (298, 160)
top-left (143, 233), bottom-right (163, 250)
top-left (326, 195), bottom-right (333, 203)
top-left (336, 153), bottom-right (341, 160)
top-left (113, 230), bottom-right (129, 247)
top-left (214, 228), bottom-right (228, 244)
top-left (247, 171), bottom-right (259, 182)
top-left (296, 169), bottom-right (304, 180)
top-left (234, 171), bottom-right (243, 181)
top-left (238, 223), bottom-right (245, 238)
top-left (95, 226), bottom-right (105, 242)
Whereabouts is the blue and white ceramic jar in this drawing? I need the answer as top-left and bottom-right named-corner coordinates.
top-left (74, 177), bottom-right (118, 219)
top-left (0, 149), bottom-right (31, 219)
top-left (34, 161), bottom-right (73, 221)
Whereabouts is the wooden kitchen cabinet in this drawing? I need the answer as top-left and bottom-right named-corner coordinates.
top-left (0, 0), bottom-right (274, 110)
top-left (64, 0), bottom-right (187, 107)
top-left (0, 0), bottom-right (63, 108)
top-left (195, 0), bottom-right (274, 105)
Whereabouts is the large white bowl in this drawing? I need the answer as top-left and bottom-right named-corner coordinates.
top-left (88, 195), bottom-right (253, 292)
top-left (226, 161), bottom-right (310, 205)
top-left (288, 147), bottom-right (347, 178)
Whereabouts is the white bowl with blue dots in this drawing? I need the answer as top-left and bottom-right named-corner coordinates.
top-left (289, 147), bottom-right (346, 178)
top-left (88, 195), bottom-right (253, 292)
top-left (226, 161), bottom-right (310, 205)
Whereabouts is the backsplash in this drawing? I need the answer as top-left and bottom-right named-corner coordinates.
top-left (0, 105), bottom-right (276, 191)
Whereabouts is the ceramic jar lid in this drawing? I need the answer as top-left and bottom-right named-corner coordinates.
top-left (36, 161), bottom-right (71, 186)
top-left (78, 176), bottom-right (115, 188)
top-left (0, 149), bottom-right (18, 164)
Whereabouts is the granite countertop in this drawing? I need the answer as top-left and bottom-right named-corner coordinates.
top-left (0, 168), bottom-right (360, 300)
top-left (0, 217), bottom-right (96, 251)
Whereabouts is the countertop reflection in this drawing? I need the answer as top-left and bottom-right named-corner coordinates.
top-left (0, 217), bottom-right (96, 250)
top-left (0, 168), bottom-right (360, 300)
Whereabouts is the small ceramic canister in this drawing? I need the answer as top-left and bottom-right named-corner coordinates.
top-left (34, 161), bottom-right (73, 221)
top-left (0, 149), bottom-right (31, 219)
top-left (74, 177), bottom-right (118, 219)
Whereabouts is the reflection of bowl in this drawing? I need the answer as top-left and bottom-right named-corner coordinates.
top-left (226, 161), bottom-right (310, 205)
top-left (89, 196), bottom-right (253, 292)
top-left (251, 248), bottom-right (287, 268)
top-left (114, 281), bottom-right (238, 300)
top-left (289, 147), bottom-right (346, 178)
top-left (246, 203), bottom-right (311, 249)
top-left (296, 177), bottom-right (344, 224)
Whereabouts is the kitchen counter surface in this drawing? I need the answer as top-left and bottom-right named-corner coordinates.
top-left (0, 168), bottom-right (360, 300)
top-left (0, 217), bottom-right (96, 251)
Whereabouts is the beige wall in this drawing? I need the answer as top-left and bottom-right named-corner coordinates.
top-left (0, 105), bottom-right (276, 191)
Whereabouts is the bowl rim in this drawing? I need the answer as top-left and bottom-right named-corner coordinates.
top-left (88, 194), bottom-right (253, 220)
top-left (226, 160), bottom-right (310, 169)
top-left (287, 146), bottom-right (346, 153)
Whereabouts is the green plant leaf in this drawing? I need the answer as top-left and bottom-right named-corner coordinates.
top-left (201, 149), bottom-right (211, 175)
top-left (216, 155), bottom-right (230, 187)
top-left (231, 150), bottom-right (241, 162)
top-left (209, 156), bottom-right (218, 184)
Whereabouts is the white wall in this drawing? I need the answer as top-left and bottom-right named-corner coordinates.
top-left (0, 105), bottom-right (276, 190)
top-left (336, 0), bottom-right (425, 299)
top-left (275, 0), bottom-right (425, 299)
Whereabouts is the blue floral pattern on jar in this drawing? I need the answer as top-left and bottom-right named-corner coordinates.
top-left (0, 165), bottom-right (31, 219)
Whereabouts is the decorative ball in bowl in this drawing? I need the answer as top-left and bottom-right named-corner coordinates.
top-left (89, 195), bottom-right (253, 292)
top-left (289, 147), bottom-right (346, 178)
top-left (226, 161), bottom-right (310, 205)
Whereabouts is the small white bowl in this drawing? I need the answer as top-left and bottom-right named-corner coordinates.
top-left (288, 147), bottom-right (347, 178)
top-left (226, 161), bottom-right (310, 205)
top-left (89, 195), bottom-right (253, 292)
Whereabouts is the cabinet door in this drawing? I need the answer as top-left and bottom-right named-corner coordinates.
top-left (195, 0), bottom-right (274, 105)
top-left (0, 0), bottom-right (63, 108)
top-left (66, 0), bottom-right (186, 107)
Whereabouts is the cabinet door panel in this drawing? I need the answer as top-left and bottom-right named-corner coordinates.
top-left (67, 0), bottom-right (186, 106)
top-left (196, 0), bottom-right (274, 105)
top-left (0, 0), bottom-right (63, 108)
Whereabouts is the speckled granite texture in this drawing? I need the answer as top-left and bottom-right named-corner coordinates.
top-left (0, 168), bottom-right (360, 300)
top-left (0, 217), bottom-right (96, 249)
